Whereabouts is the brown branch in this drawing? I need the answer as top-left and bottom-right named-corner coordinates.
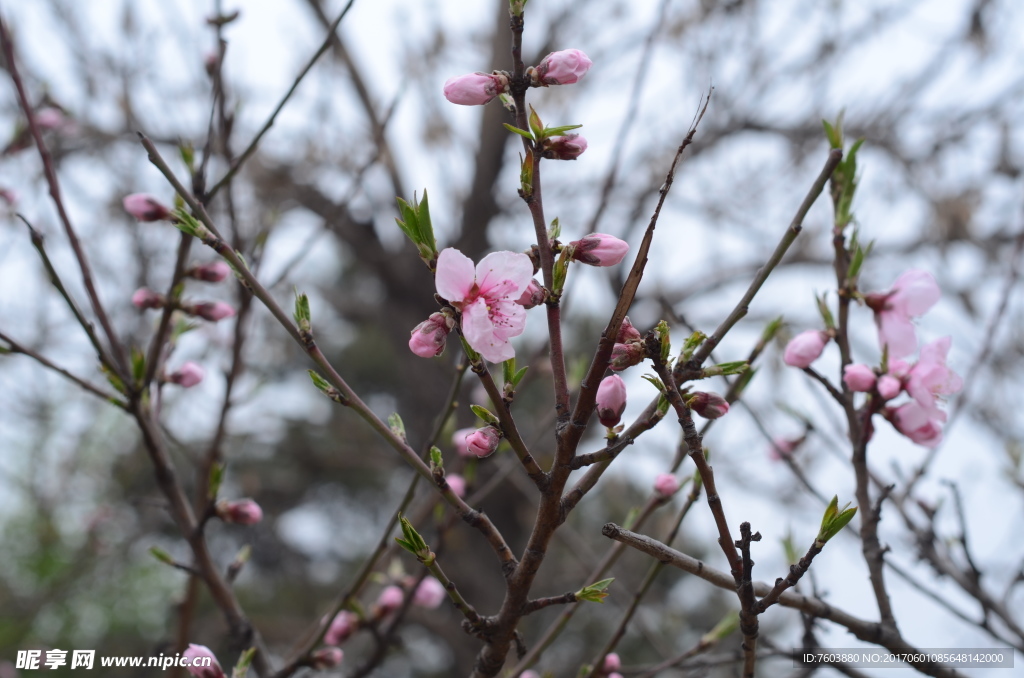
top-left (0, 331), bottom-right (125, 408)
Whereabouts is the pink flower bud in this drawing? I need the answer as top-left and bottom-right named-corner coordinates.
top-left (783, 330), bottom-right (828, 368)
top-left (183, 644), bottom-right (225, 678)
top-left (311, 648), bottom-right (343, 670)
top-left (535, 49), bottom-right (592, 85)
top-left (216, 499), bottom-right (263, 525)
top-left (168, 362), bottom-right (205, 388)
top-left (123, 193), bottom-right (172, 222)
top-left (466, 427), bottom-right (501, 458)
top-left (609, 342), bottom-right (645, 372)
top-left (877, 374), bottom-right (902, 400)
top-left (602, 653), bottom-right (621, 671)
top-left (654, 473), bottom-right (681, 498)
top-left (519, 672), bottom-right (541, 678)
top-left (191, 301), bottom-right (236, 322)
top-left (443, 72), bottom-right (509, 106)
top-left (616, 317), bottom-right (642, 344)
top-left (191, 261), bottom-right (231, 283)
top-left (409, 312), bottom-right (451, 358)
top-left (446, 473), bottom-right (467, 498)
top-left (768, 437), bottom-right (801, 461)
top-left (687, 391), bottom-right (729, 419)
top-left (516, 280), bottom-right (546, 309)
top-left (35, 107), bottom-right (66, 130)
top-left (375, 585), bottom-right (405, 615)
top-left (413, 577), bottom-right (447, 609)
top-left (542, 134), bottom-right (587, 160)
top-left (132, 287), bottom-right (164, 310)
top-left (842, 364), bottom-right (876, 392)
top-left (890, 402), bottom-right (943, 448)
top-left (608, 674), bottom-right (624, 678)
top-left (596, 375), bottom-right (627, 427)
top-left (570, 233), bottom-right (629, 267)
top-left (324, 611), bottom-right (359, 645)
top-left (452, 428), bottom-right (476, 458)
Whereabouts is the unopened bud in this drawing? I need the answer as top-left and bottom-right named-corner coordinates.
top-left (533, 49), bottom-right (592, 86)
top-left (609, 342), bottom-right (645, 372)
top-left (569, 233), bottom-right (629, 267)
top-left (310, 648), bottom-right (343, 670)
top-left (443, 72), bottom-right (510, 106)
top-left (596, 375), bottom-right (627, 427)
top-left (654, 473), bottom-right (681, 497)
top-left (132, 287), bottom-right (165, 310)
top-left (409, 312), bottom-right (452, 358)
top-left (168, 361), bottom-right (205, 388)
top-left (215, 499), bottom-right (263, 525)
top-left (190, 301), bottom-right (237, 322)
top-left (123, 193), bottom-right (172, 222)
top-left (190, 261), bottom-right (231, 283)
top-left (686, 391), bottom-right (730, 419)
top-left (541, 134), bottom-right (587, 160)
top-left (515, 280), bottom-right (546, 309)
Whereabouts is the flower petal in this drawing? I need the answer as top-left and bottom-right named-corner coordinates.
top-left (877, 311), bottom-right (917, 359)
top-left (463, 297), bottom-right (515, 362)
top-left (435, 248), bottom-right (476, 303)
top-left (892, 270), bottom-right (940, 316)
top-left (475, 251), bottom-right (533, 298)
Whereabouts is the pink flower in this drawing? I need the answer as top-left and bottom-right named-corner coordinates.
top-left (653, 473), bottom-right (680, 498)
top-left (519, 672), bottom-right (541, 678)
top-left (311, 647), bottom-right (343, 670)
top-left (569, 233), bottom-right (629, 267)
top-left (534, 49), bottom-right (592, 85)
top-left (191, 261), bottom-right (231, 282)
top-left (516, 280), bottom-right (546, 309)
top-left (191, 301), bottom-right (236, 322)
top-left (216, 499), bottom-right (263, 525)
top-left (542, 134), bottom-right (588, 160)
top-left (446, 473), bottom-right (467, 498)
top-left (132, 287), bottom-right (164, 310)
top-left (35, 107), bottom-right (66, 130)
top-left (866, 270), bottom-right (941, 359)
top-left (375, 585), bottom-right (405, 615)
top-left (843, 364), bottom-right (876, 392)
top-left (768, 437), bottom-right (800, 461)
top-left (465, 427), bottom-right (501, 458)
top-left (123, 193), bottom-right (172, 222)
top-left (890, 402), bottom-right (943, 448)
top-left (617, 317), bottom-right (642, 344)
top-left (183, 644), bottom-right (224, 678)
top-left (324, 611), bottom-right (359, 645)
top-left (435, 248), bottom-right (533, 362)
top-left (452, 428), bottom-right (476, 458)
top-left (783, 330), bottom-right (828, 368)
top-left (602, 653), bottom-right (621, 671)
top-left (687, 392), bottom-right (729, 419)
top-left (596, 375), bottom-right (627, 427)
top-left (168, 362), bottom-right (205, 388)
top-left (905, 336), bottom-right (962, 418)
top-left (877, 374), bottom-right (902, 400)
top-left (413, 577), bottom-right (446, 609)
top-left (409, 312), bottom-right (452, 358)
top-left (443, 72), bottom-right (509, 106)
top-left (609, 342), bottom-right (645, 372)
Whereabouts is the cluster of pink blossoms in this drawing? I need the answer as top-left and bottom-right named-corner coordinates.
top-left (783, 270), bottom-right (961, 447)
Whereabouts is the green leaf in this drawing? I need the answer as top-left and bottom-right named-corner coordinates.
top-left (208, 462), bottom-right (225, 500)
top-left (520, 150), bottom-right (534, 197)
top-left (511, 366), bottom-right (529, 388)
top-left (761, 316), bottom-right (784, 344)
top-left (179, 142), bottom-right (195, 171)
top-left (149, 546), bottom-right (175, 566)
top-left (293, 290), bottom-right (311, 330)
top-left (388, 413), bottom-right (407, 440)
top-left (231, 647), bottom-right (256, 678)
top-left (417, 190), bottom-right (435, 252)
top-left (655, 320), bottom-right (671, 364)
top-left (641, 374), bottom-right (666, 393)
top-left (502, 358), bottom-right (516, 387)
top-left (528, 105), bottom-right (544, 140)
top-left (680, 331), bottom-right (707, 361)
top-left (131, 346), bottom-right (146, 384)
top-left (470, 404), bottom-right (499, 426)
top-left (575, 577), bottom-right (614, 603)
top-left (503, 123), bottom-right (534, 140)
top-left (702, 611), bottom-right (740, 643)
top-left (822, 118), bottom-right (841, 149)
top-left (541, 123), bottom-right (583, 139)
top-left (816, 293), bottom-right (836, 330)
top-left (429, 446), bottom-right (443, 469)
top-left (548, 217), bottom-right (561, 240)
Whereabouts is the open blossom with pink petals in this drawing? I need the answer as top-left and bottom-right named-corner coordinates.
top-left (183, 644), bottom-right (224, 678)
top-left (890, 401), bottom-right (943, 448)
top-left (452, 428), bottom-right (476, 458)
top-left (534, 49), bottom-right (592, 85)
top-left (123, 193), bottom-right (172, 221)
top-left (654, 473), bottom-right (681, 497)
top-left (905, 336), bottom-right (962, 418)
top-left (866, 270), bottom-right (940, 359)
top-left (324, 611), bottom-right (359, 645)
top-left (570, 233), bottom-right (629, 267)
top-left (413, 577), bottom-right (447, 609)
top-left (596, 375), bottom-right (627, 427)
top-left (168, 362), bottom-right (205, 388)
top-left (443, 72), bottom-right (509, 106)
top-left (434, 248), bottom-right (533, 362)
top-left (783, 330), bottom-right (828, 368)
